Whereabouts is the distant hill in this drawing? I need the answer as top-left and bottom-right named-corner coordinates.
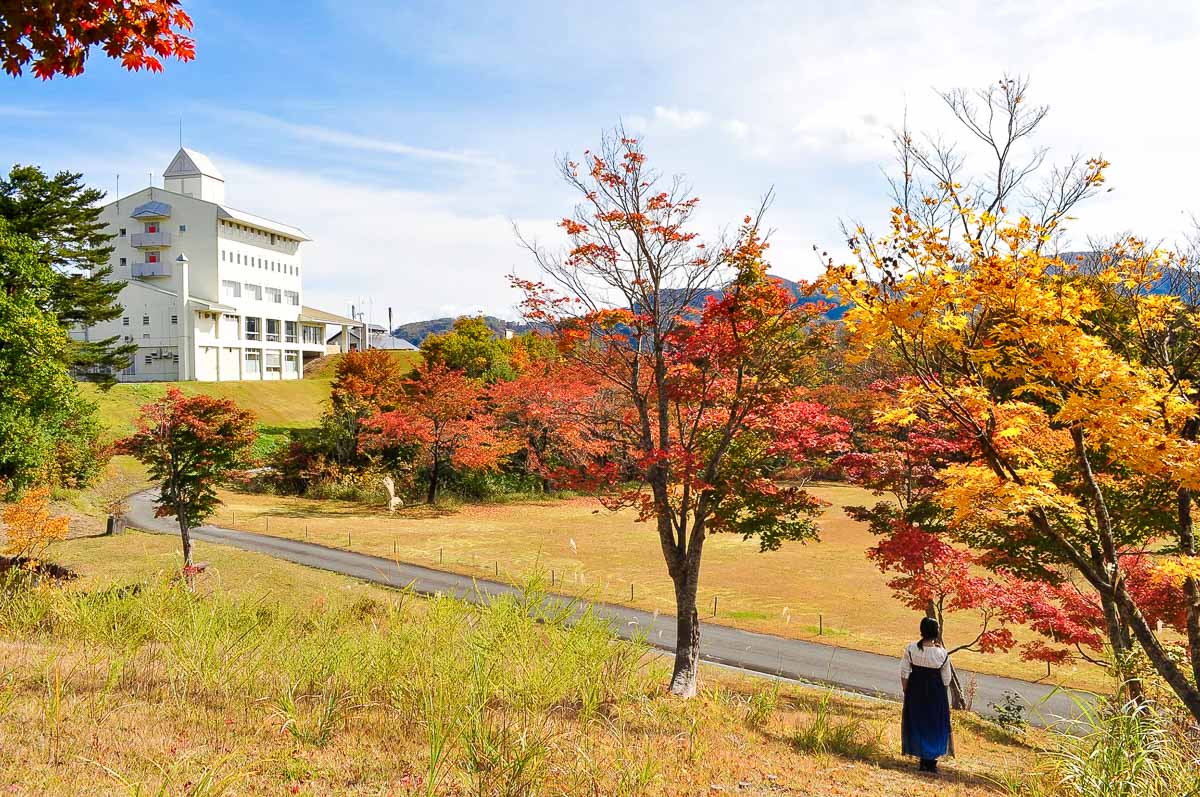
top-left (394, 278), bottom-right (842, 345)
top-left (392, 316), bottom-right (534, 345)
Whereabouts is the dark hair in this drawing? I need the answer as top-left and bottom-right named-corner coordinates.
top-left (917, 617), bottom-right (940, 650)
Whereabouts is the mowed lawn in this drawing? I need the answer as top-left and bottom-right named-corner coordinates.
top-left (207, 482), bottom-right (1106, 690)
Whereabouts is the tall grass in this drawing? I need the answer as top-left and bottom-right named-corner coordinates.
top-left (790, 689), bottom-right (884, 760)
top-left (1004, 697), bottom-right (1200, 797)
top-left (0, 573), bottom-right (660, 794)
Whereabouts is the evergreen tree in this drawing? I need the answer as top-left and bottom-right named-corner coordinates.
top-left (0, 165), bottom-right (134, 385)
top-left (0, 219), bottom-right (104, 491)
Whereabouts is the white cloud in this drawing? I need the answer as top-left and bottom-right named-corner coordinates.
top-left (723, 119), bottom-right (750, 139)
top-left (652, 106), bottom-right (711, 131)
top-left (218, 158), bottom-right (549, 325)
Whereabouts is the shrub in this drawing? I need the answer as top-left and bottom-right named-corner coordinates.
top-left (1, 486), bottom-right (69, 561)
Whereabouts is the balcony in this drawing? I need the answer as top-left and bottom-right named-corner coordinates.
top-left (132, 261), bottom-right (172, 278)
top-left (130, 230), bottom-right (172, 248)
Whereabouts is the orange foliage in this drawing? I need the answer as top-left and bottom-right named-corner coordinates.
top-left (2, 486), bottom-right (69, 560)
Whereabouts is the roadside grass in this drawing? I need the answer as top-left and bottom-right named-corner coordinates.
top-left (0, 532), bottom-right (1036, 796)
top-left (207, 484), bottom-right (1106, 690)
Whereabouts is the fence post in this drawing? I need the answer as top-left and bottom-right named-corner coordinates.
top-left (550, 569), bottom-right (555, 586)
top-left (304, 524), bottom-right (308, 541)
top-left (630, 583), bottom-right (634, 601)
top-left (265, 517), bottom-right (269, 533)
top-left (712, 595), bottom-right (718, 617)
top-left (393, 540), bottom-right (397, 556)
top-left (819, 614), bottom-right (823, 636)
top-left (494, 561), bottom-right (499, 578)
top-left (347, 531), bottom-right (351, 549)
top-left (439, 548), bottom-right (444, 565)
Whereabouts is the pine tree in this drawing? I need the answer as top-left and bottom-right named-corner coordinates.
top-left (0, 164), bottom-right (135, 386)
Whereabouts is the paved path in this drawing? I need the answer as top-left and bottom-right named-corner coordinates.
top-left (125, 489), bottom-right (1092, 726)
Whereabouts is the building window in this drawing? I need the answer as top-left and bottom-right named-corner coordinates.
top-left (285, 350), bottom-right (299, 375)
top-left (173, 353), bottom-right (180, 364)
top-left (147, 252), bottom-right (159, 263)
top-left (119, 257), bottom-right (127, 266)
top-left (284, 290), bottom-right (299, 306)
top-left (144, 354), bottom-right (152, 365)
top-left (244, 349), bottom-right (261, 374)
top-left (142, 315), bottom-right (150, 325)
top-left (265, 350), bottom-right (282, 374)
top-left (119, 228), bottom-right (126, 236)
top-left (285, 321), bottom-right (297, 343)
top-left (146, 223), bottom-right (158, 234)
top-left (221, 250), bottom-right (226, 261)
top-left (245, 317), bottom-right (261, 341)
top-left (266, 318), bottom-right (280, 342)
top-left (245, 283), bottom-right (262, 301)
top-left (236, 253), bottom-right (241, 264)
top-left (171, 314), bottom-right (178, 325)
top-left (265, 287), bottom-right (281, 304)
top-left (221, 279), bottom-right (241, 298)
top-left (302, 325), bottom-right (322, 344)
top-left (122, 316), bottom-right (129, 326)
top-left (178, 224), bottom-right (187, 232)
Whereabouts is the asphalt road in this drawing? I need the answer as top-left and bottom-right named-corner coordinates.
top-left (125, 489), bottom-right (1092, 726)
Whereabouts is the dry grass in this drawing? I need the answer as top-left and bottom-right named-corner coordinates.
top-left (0, 531), bottom-right (1036, 796)
top-left (210, 483), bottom-right (1106, 691)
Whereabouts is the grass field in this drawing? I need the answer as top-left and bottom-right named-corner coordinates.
top-left (0, 530), bottom-right (1036, 796)
top-left (207, 484), bottom-right (1106, 691)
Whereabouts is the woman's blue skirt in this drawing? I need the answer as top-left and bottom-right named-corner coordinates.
top-left (902, 663), bottom-right (953, 759)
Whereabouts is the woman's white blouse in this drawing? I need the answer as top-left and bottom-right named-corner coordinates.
top-left (900, 642), bottom-right (953, 686)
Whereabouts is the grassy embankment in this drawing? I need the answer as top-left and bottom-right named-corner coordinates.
top-left (0, 531), bottom-right (1037, 796)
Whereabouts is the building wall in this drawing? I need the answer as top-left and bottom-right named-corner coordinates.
top-left (78, 183), bottom-right (326, 383)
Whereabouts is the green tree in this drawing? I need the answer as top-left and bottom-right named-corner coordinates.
top-left (0, 219), bottom-right (104, 491)
top-left (119, 389), bottom-right (257, 569)
top-left (420, 316), bottom-right (516, 381)
top-left (0, 165), bottom-right (135, 384)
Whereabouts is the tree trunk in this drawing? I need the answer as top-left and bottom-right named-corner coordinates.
top-left (427, 457), bottom-right (440, 504)
top-left (927, 600), bottom-right (967, 709)
top-left (669, 569), bottom-right (701, 698)
top-left (1100, 589), bottom-right (1143, 701)
top-left (1177, 487), bottom-right (1200, 690)
top-left (1116, 582), bottom-right (1200, 723)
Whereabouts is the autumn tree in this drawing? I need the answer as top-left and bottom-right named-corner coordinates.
top-left (1, 486), bottom-right (69, 562)
top-left (120, 389), bottom-right (257, 570)
top-left (360, 363), bottom-right (518, 504)
top-left (0, 0), bottom-right (194, 79)
top-left (517, 131), bottom-right (846, 696)
top-left (488, 358), bottom-right (610, 492)
top-left (831, 207), bottom-right (1200, 721)
top-left (322, 349), bottom-right (408, 464)
top-left (831, 76), bottom-right (1200, 718)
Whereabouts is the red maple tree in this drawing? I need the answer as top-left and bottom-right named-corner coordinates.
top-left (517, 133), bottom-right (847, 695)
top-left (360, 363), bottom-right (518, 504)
top-left (0, 0), bottom-right (195, 79)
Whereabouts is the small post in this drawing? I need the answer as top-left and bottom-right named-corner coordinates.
top-left (712, 595), bottom-right (718, 617)
top-left (551, 569), bottom-right (555, 586)
top-left (393, 540), bottom-right (397, 556)
top-left (630, 583), bottom-right (634, 601)
top-left (347, 531), bottom-right (351, 549)
top-left (304, 524), bottom-right (308, 541)
top-left (494, 561), bottom-right (499, 577)
top-left (819, 614), bottom-right (823, 636)
top-left (265, 516), bottom-right (269, 532)
top-left (439, 548), bottom-right (443, 565)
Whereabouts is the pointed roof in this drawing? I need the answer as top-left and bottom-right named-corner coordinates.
top-left (130, 200), bottom-right (173, 219)
top-left (163, 147), bottom-right (224, 181)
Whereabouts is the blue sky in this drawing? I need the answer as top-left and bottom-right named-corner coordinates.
top-left (3, 0), bottom-right (1199, 325)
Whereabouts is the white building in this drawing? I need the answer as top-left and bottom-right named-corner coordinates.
top-left (74, 148), bottom-right (361, 382)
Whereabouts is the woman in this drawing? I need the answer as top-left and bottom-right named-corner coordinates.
top-left (900, 617), bottom-right (953, 774)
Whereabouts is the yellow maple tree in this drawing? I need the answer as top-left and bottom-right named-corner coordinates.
top-left (2, 486), bottom-right (70, 561)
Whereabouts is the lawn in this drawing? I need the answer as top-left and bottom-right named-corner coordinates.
top-left (207, 483), bottom-right (1107, 691)
top-left (80, 378), bottom-right (336, 436)
top-left (0, 530), bottom-right (1037, 796)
